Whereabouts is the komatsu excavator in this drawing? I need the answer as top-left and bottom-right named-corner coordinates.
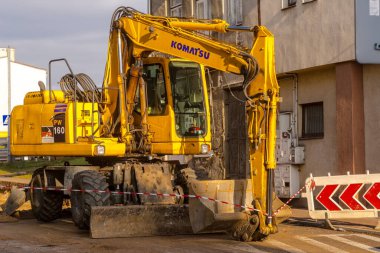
top-left (8, 7), bottom-right (288, 241)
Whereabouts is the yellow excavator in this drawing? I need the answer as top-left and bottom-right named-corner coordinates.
top-left (9, 7), bottom-right (288, 241)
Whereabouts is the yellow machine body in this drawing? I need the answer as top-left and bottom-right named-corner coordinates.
top-left (10, 57), bottom-right (211, 156)
top-left (8, 7), bottom-right (286, 241)
top-left (11, 90), bottom-right (124, 156)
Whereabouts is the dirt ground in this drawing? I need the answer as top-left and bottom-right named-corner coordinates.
top-left (1, 191), bottom-right (380, 253)
top-left (0, 212), bottom-right (379, 253)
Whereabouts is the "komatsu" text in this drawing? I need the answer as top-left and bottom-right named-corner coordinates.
top-left (171, 41), bottom-right (210, 60)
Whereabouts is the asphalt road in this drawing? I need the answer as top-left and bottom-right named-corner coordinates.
top-left (0, 215), bottom-right (379, 253)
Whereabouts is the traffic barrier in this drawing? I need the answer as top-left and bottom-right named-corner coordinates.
top-left (304, 172), bottom-right (380, 219)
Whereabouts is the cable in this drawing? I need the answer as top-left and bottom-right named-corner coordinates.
top-left (59, 73), bottom-right (101, 103)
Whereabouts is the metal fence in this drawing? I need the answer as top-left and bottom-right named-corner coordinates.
top-left (0, 138), bottom-right (9, 162)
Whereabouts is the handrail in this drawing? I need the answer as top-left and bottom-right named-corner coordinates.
top-left (48, 59), bottom-right (77, 143)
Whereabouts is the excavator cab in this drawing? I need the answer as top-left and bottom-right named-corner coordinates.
top-left (133, 57), bottom-right (211, 156)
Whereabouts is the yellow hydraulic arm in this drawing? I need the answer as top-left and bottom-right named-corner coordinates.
top-left (103, 7), bottom-right (280, 233)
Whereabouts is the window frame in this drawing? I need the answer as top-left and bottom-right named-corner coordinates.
top-left (282, 0), bottom-right (297, 10)
top-left (170, 0), bottom-right (183, 17)
top-left (195, 0), bottom-right (210, 19)
top-left (225, 0), bottom-right (243, 26)
top-left (170, 6), bottom-right (182, 17)
top-left (301, 102), bottom-right (324, 139)
top-left (302, 0), bottom-right (316, 3)
top-left (170, 0), bottom-right (182, 8)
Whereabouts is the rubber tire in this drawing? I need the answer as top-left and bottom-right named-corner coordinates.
top-left (30, 169), bottom-right (64, 222)
top-left (70, 170), bottom-right (110, 229)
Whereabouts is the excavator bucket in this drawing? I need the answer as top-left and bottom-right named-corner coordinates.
top-left (90, 179), bottom-right (290, 238)
top-left (188, 179), bottom-right (253, 233)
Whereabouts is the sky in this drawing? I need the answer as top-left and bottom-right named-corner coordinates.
top-left (0, 0), bottom-right (147, 87)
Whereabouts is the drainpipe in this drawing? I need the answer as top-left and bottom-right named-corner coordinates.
top-left (277, 73), bottom-right (299, 146)
top-left (164, 0), bottom-right (168, 16)
top-left (257, 0), bottom-right (261, 26)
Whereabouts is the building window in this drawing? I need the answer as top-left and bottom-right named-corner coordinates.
top-left (195, 0), bottom-right (211, 35)
top-left (302, 0), bottom-right (316, 3)
top-left (170, 0), bottom-right (182, 7)
top-left (195, 0), bottom-right (210, 19)
top-left (225, 0), bottom-right (243, 25)
top-left (301, 102), bottom-right (324, 138)
top-left (170, 0), bottom-right (182, 17)
top-left (282, 0), bottom-right (297, 9)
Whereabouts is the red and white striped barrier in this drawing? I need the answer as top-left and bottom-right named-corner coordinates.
top-left (305, 172), bottom-right (380, 219)
top-left (0, 184), bottom-right (305, 219)
top-left (0, 185), bottom-right (264, 212)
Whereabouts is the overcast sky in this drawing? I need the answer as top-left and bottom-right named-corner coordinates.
top-left (0, 0), bottom-right (147, 87)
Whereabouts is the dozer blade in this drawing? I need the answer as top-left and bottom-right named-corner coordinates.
top-left (90, 205), bottom-right (193, 238)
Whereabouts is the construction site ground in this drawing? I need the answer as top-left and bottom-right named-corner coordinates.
top-left (1, 170), bottom-right (380, 253)
top-left (0, 207), bottom-right (379, 253)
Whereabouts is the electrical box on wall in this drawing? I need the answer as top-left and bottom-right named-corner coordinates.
top-left (274, 164), bottom-right (300, 198)
top-left (276, 112), bottom-right (305, 165)
top-left (356, 0), bottom-right (380, 63)
top-left (292, 146), bottom-right (305, 164)
top-left (275, 112), bottom-right (303, 198)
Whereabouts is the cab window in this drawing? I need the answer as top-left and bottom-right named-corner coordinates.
top-left (169, 61), bottom-right (207, 137)
top-left (135, 64), bottom-right (167, 115)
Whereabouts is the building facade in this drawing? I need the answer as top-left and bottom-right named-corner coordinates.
top-left (148, 0), bottom-right (380, 195)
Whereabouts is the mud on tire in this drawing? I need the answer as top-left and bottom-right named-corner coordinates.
top-left (30, 168), bottom-right (64, 222)
top-left (70, 170), bottom-right (110, 229)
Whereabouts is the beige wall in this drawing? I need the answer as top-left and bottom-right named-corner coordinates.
top-left (298, 67), bottom-right (337, 180)
top-left (150, 0), bottom-right (356, 73)
top-left (363, 65), bottom-right (380, 173)
top-left (278, 78), bottom-right (293, 112)
top-left (260, 0), bottom-right (356, 73)
top-left (278, 67), bottom-right (337, 182)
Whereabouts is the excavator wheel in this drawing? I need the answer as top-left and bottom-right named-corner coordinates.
top-left (30, 168), bottom-right (64, 222)
top-left (71, 170), bottom-right (110, 229)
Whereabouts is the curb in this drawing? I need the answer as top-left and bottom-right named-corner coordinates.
top-left (332, 225), bottom-right (380, 236)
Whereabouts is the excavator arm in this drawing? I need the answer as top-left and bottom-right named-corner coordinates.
top-left (102, 7), bottom-right (281, 236)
